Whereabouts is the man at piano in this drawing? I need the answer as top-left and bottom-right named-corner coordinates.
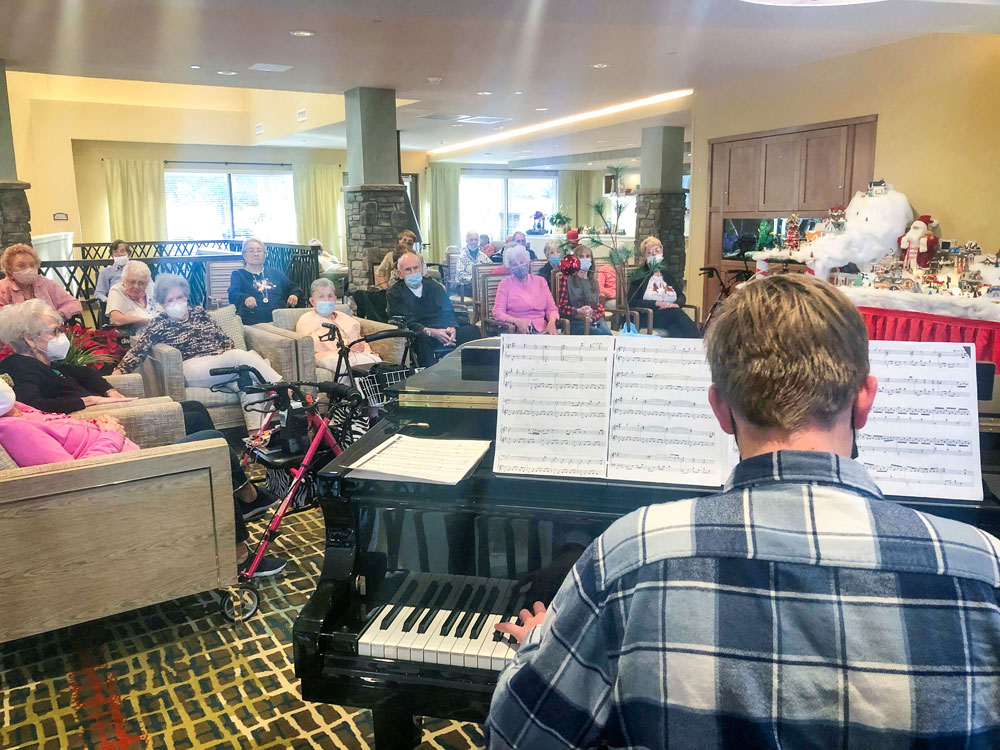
top-left (488, 274), bottom-right (1000, 749)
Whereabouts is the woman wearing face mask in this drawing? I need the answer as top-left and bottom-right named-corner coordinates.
top-left (94, 240), bottom-right (131, 303)
top-left (627, 236), bottom-right (701, 338)
top-left (556, 250), bottom-right (612, 335)
top-left (0, 299), bottom-right (220, 433)
top-left (228, 238), bottom-right (301, 326)
top-left (106, 260), bottom-right (156, 332)
top-left (537, 240), bottom-right (563, 287)
top-left (0, 243), bottom-right (82, 320)
top-left (296, 278), bottom-right (381, 377)
top-left (493, 245), bottom-right (559, 335)
top-left (114, 274), bottom-right (283, 432)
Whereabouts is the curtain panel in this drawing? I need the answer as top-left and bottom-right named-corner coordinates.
top-left (425, 164), bottom-right (461, 265)
top-left (557, 170), bottom-right (605, 229)
top-left (103, 159), bottom-right (168, 241)
top-left (293, 163), bottom-right (344, 261)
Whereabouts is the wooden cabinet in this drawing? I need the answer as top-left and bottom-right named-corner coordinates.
top-left (846, 120), bottom-right (877, 200)
top-left (759, 134), bottom-right (802, 212)
top-left (722, 140), bottom-right (761, 213)
top-left (799, 126), bottom-right (849, 211)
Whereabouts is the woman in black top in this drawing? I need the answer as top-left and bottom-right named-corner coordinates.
top-left (0, 299), bottom-right (215, 433)
top-left (228, 238), bottom-right (302, 325)
top-left (626, 236), bottom-right (700, 338)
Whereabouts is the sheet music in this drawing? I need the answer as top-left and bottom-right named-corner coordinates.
top-left (347, 434), bottom-right (491, 485)
top-left (494, 336), bottom-right (613, 478)
top-left (607, 338), bottom-right (730, 487)
top-left (859, 341), bottom-right (982, 501)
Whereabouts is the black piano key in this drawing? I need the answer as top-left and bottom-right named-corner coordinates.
top-left (453, 585), bottom-right (487, 639)
top-left (439, 584), bottom-right (474, 636)
top-left (416, 582), bottom-right (453, 634)
top-left (493, 586), bottom-right (522, 641)
top-left (469, 585), bottom-right (502, 639)
top-left (379, 579), bottom-right (419, 630)
top-left (401, 580), bottom-right (440, 633)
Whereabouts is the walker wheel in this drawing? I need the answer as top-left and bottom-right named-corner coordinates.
top-left (219, 583), bottom-right (260, 622)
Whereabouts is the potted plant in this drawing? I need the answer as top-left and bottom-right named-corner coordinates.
top-left (548, 208), bottom-right (573, 234)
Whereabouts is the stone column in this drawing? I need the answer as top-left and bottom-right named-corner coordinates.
top-left (344, 184), bottom-right (418, 290)
top-left (0, 180), bottom-right (31, 248)
top-left (0, 60), bottom-right (17, 181)
top-left (635, 189), bottom-right (687, 278)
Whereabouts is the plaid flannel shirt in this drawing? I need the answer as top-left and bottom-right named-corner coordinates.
top-left (487, 450), bottom-right (1000, 749)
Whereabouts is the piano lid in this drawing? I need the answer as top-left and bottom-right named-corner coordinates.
top-left (391, 339), bottom-right (499, 410)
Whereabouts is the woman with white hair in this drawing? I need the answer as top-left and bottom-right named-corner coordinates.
top-left (492, 245), bottom-right (559, 334)
top-left (296, 278), bottom-right (381, 378)
top-left (106, 260), bottom-right (155, 332)
top-left (227, 238), bottom-right (301, 326)
top-left (114, 274), bottom-right (282, 431)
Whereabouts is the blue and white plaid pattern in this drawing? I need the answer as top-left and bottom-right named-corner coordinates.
top-left (487, 451), bottom-right (1000, 749)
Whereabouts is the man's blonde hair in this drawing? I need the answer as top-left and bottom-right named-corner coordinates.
top-left (704, 274), bottom-right (869, 432)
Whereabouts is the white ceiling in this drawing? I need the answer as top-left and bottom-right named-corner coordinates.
top-left (3, 0), bottom-right (998, 165)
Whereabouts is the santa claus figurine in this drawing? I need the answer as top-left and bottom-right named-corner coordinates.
top-left (898, 214), bottom-right (939, 271)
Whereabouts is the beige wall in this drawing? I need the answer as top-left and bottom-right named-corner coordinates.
top-left (687, 33), bottom-right (1000, 309)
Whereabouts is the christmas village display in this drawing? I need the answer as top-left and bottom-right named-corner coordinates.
top-left (748, 181), bottom-right (1000, 321)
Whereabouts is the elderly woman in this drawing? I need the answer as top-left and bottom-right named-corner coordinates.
top-left (0, 377), bottom-right (285, 577)
top-left (228, 238), bottom-right (301, 325)
top-left (557, 249), bottom-right (611, 335)
top-left (627, 236), bottom-right (700, 338)
top-left (106, 260), bottom-right (156, 332)
top-left (115, 274), bottom-right (283, 431)
top-left (538, 240), bottom-right (563, 286)
top-left (0, 243), bottom-right (82, 320)
top-left (296, 278), bottom-right (381, 377)
top-left (493, 245), bottom-right (559, 335)
top-left (94, 239), bottom-right (131, 302)
top-left (0, 298), bottom-right (216, 433)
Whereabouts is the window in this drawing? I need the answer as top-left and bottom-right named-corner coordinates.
top-left (164, 168), bottom-right (296, 241)
top-left (459, 172), bottom-right (558, 244)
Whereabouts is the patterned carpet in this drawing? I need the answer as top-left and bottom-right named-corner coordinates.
top-left (0, 507), bottom-right (486, 750)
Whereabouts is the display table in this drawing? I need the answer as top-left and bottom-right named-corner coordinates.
top-left (858, 306), bottom-right (1000, 368)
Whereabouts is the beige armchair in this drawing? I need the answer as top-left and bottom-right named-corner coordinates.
top-left (262, 307), bottom-right (406, 383)
top-left (0, 400), bottom-right (235, 642)
top-left (145, 305), bottom-right (304, 429)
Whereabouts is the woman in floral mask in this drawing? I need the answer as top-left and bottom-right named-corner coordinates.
top-left (0, 243), bottom-right (82, 320)
top-left (626, 236), bottom-right (700, 338)
top-left (492, 245), bottom-right (559, 335)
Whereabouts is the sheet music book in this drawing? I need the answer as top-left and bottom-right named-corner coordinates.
top-left (494, 336), bottom-right (982, 502)
top-left (347, 434), bottom-right (491, 485)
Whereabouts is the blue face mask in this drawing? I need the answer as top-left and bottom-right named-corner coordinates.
top-left (315, 300), bottom-right (336, 316)
top-left (511, 265), bottom-right (530, 280)
top-left (548, 255), bottom-right (560, 267)
top-left (405, 272), bottom-right (423, 289)
top-left (580, 258), bottom-right (592, 272)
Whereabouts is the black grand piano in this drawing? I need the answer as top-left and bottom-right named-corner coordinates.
top-left (294, 341), bottom-right (1000, 750)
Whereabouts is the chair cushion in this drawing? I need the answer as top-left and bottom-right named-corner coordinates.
top-left (0, 444), bottom-right (17, 471)
top-left (270, 307), bottom-right (310, 333)
top-left (184, 386), bottom-right (241, 407)
top-left (208, 305), bottom-right (248, 350)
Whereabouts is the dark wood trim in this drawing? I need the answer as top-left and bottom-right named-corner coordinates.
top-left (707, 114), bottom-right (878, 146)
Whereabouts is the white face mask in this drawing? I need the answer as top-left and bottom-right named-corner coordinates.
top-left (46, 333), bottom-right (71, 361)
top-left (649, 253), bottom-right (663, 267)
top-left (113, 255), bottom-right (128, 268)
top-left (0, 380), bottom-right (15, 416)
top-left (164, 301), bottom-right (188, 320)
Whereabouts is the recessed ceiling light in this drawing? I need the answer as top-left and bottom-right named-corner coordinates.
top-left (514, 91), bottom-right (523, 95)
top-left (740, 0), bottom-right (886, 4)
top-left (427, 76), bottom-right (443, 85)
top-left (596, 139), bottom-right (607, 144)
top-left (190, 65), bottom-right (201, 70)
top-left (429, 88), bottom-right (694, 156)
top-left (631, 158), bottom-right (639, 162)
top-left (591, 63), bottom-right (610, 69)
top-left (493, 126), bottom-right (504, 131)
top-left (290, 29), bottom-right (315, 37)
top-left (217, 70), bottom-right (238, 76)
top-left (451, 123), bottom-right (464, 128)
top-left (476, 91), bottom-right (493, 96)
top-left (534, 107), bottom-right (549, 112)
top-left (249, 62), bottom-right (293, 73)
top-left (587, 162), bottom-right (594, 166)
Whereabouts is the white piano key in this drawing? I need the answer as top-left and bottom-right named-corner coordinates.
top-left (409, 576), bottom-right (469, 664)
top-left (468, 580), bottom-right (516, 670)
top-left (357, 572), bottom-right (426, 659)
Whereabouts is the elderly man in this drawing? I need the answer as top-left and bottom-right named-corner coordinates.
top-left (510, 231), bottom-right (537, 259)
top-left (386, 251), bottom-right (480, 367)
top-left (455, 230), bottom-right (492, 296)
top-left (94, 239), bottom-right (131, 302)
top-left (487, 274), bottom-right (1000, 749)
top-left (106, 260), bottom-right (156, 332)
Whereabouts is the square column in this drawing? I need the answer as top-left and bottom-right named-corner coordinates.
top-left (637, 126), bottom-right (687, 279)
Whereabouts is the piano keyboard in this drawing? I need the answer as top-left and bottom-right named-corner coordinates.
top-left (357, 573), bottom-right (528, 672)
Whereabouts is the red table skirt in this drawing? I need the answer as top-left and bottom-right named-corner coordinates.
top-left (858, 306), bottom-right (1000, 367)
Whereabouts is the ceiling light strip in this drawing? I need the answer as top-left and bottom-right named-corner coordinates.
top-left (428, 88), bottom-right (694, 156)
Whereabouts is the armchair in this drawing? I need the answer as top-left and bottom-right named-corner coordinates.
top-left (0, 400), bottom-right (235, 642)
top-left (147, 305), bottom-right (302, 429)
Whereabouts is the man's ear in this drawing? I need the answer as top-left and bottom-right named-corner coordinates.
top-left (851, 375), bottom-right (878, 431)
top-left (708, 384), bottom-right (735, 436)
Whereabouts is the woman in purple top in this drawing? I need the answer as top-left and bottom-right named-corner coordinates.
top-left (492, 245), bottom-right (559, 334)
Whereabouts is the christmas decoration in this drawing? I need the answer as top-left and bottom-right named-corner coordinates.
top-left (559, 253), bottom-right (581, 275)
top-left (785, 214), bottom-right (800, 252)
top-left (898, 214), bottom-right (940, 271)
top-left (755, 219), bottom-right (777, 254)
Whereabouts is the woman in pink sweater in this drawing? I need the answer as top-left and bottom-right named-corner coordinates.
top-left (492, 245), bottom-right (559, 334)
top-left (0, 243), bottom-right (82, 321)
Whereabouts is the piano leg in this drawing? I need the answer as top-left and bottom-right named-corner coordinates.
top-left (371, 707), bottom-right (421, 750)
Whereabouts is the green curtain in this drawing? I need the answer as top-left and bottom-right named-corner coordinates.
top-left (103, 158), bottom-right (167, 240)
top-left (293, 163), bottom-right (344, 260)
top-left (425, 163), bottom-right (461, 265)
top-left (557, 170), bottom-right (605, 229)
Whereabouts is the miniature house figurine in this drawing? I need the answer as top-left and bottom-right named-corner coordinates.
top-left (867, 179), bottom-right (889, 196)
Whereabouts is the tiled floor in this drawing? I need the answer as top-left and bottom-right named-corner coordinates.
top-left (0, 508), bottom-right (486, 750)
